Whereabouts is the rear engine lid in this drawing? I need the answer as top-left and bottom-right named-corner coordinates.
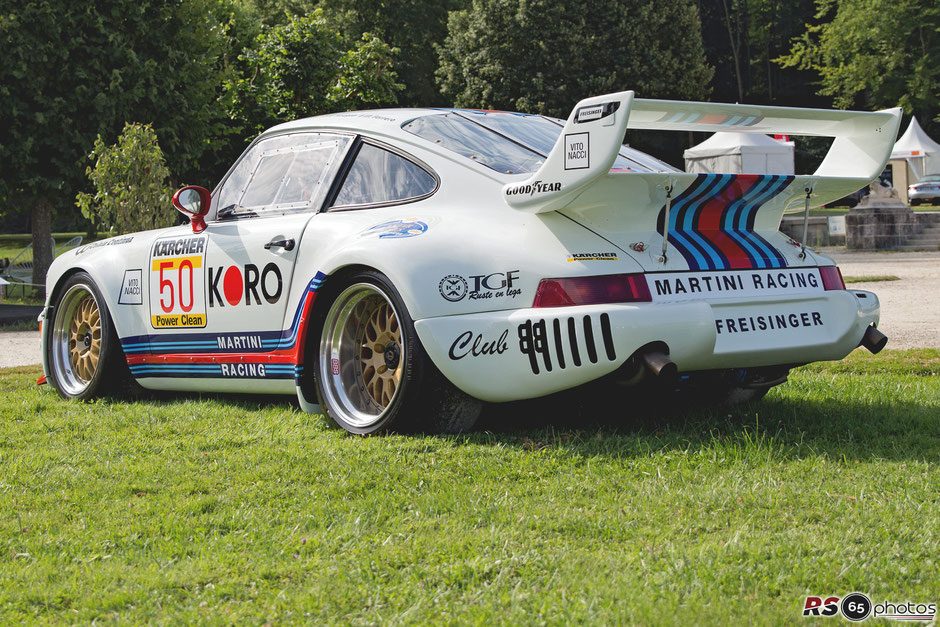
top-left (501, 91), bottom-right (902, 274)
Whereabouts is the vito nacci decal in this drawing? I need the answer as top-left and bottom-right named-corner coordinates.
top-left (564, 133), bottom-right (589, 170)
top-left (208, 263), bottom-right (283, 307)
top-left (448, 330), bottom-right (510, 360)
top-left (505, 180), bottom-right (561, 196)
top-left (360, 219), bottom-right (428, 239)
top-left (149, 235), bottom-right (208, 329)
top-left (438, 271), bottom-right (521, 302)
top-left (118, 269), bottom-right (143, 305)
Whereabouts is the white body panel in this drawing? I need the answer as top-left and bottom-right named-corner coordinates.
top-left (415, 290), bottom-right (878, 402)
top-left (42, 92), bottom-right (896, 406)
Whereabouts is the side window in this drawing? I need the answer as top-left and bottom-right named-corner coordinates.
top-left (332, 143), bottom-right (436, 208)
top-left (216, 133), bottom-right (348, 219)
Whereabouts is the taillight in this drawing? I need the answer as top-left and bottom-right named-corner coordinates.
top-left (533, 273), bottom-right (651, 307)
top-left (819, 266), bottom-right (845, 290)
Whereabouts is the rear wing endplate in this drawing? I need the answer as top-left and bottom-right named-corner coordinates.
top-left (502, 91), bottom-right (902, 213)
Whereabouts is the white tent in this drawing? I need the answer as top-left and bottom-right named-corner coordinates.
top-left (890, 117), bottom-right (940, 181)
top-left (684, 132), bottom-right (795, 175)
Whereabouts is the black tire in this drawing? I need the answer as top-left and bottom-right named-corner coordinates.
top-left (46, 271), bottom-right (127, 400)
top-left (312, 270), bottom-right (481, 435)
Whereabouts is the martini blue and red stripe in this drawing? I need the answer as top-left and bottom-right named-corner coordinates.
top-left (121, 272), bottom-right (325, 381)
top-left (657, 174), bottom-right (793, 270)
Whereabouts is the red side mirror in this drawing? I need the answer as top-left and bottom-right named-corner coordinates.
top-left (172, 185), bottom-right (212, 233)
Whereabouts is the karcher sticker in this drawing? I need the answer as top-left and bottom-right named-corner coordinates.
top-left (149, 235), bottom-right (208, 328)
top-left (567, 252), bottom-right (618, 262)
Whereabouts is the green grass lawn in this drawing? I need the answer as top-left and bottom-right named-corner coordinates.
top-left (0, 349), bottom-right (937, 623)
top-left (0, 232), bottom-right (100, 261)
top-left (843, 275), bottom-right (901, 284)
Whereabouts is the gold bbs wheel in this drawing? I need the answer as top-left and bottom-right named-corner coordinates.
top-left (358, 299), bottom-right (402, 407)
top-left (319, 282), bottom-right (405, 428)
top-left (51, 282), bottom-right (104, 396)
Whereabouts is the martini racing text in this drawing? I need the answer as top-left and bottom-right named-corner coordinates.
top-left (650, 268), bottom-right (824, 302)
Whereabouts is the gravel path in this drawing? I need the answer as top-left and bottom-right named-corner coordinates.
top-left (826, 249), bottom-right (940, 350)
top-left (0, 330), bottom-right (42, 369)
top-left (2, 251), bottom-right (936, 369)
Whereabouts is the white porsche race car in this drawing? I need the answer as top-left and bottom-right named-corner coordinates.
top-left (41, 91), bottom-right (898, 434)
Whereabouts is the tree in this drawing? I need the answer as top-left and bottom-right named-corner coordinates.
top-left (241, 0), bottom-right (461, 106)
top-left (0, 0), bottom-right (228, 291)
top-left (76, 123), bottom-right (176, 236)
top-left (718, 0), bottom-right (749, 103)
top-left (222, 10), bottom-right (402, 135)
top-left (317, 0), bottom-right (464, 106)
top-left (694, 0), bottom-right (821, 106)
top-left (436, 0), bottom-right (714, 119)
top-left (778, 0), bottom-right (940, 118)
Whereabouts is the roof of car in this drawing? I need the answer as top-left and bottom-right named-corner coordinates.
top-left (264, 107), bottom-right (542, 137)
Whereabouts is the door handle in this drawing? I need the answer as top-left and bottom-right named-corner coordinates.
top-left (264, 238), bottom-right (295, 251)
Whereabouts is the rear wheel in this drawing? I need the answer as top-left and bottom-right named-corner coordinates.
top-left (314, 271), bottom-right (481, 434)
top-left (47, 272), bottom-right (125, 400)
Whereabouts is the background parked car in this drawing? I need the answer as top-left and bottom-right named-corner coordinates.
top-left (908, 174), bottom-right (940, 206)
top-left (823, 188), bottom-right (867, 208)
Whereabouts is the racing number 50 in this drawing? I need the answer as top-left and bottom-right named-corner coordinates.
top-left (158, 260), bottom-right (194, 313)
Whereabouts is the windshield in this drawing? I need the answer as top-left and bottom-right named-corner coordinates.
top-left (403, 110), bottom-right (678, 175)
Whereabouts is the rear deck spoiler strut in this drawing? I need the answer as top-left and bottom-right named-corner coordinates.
top-left (502, 91), bottom-right (903, 221)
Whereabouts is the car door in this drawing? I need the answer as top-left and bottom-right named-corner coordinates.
top-left (145, 132), bottom-right (350, 385)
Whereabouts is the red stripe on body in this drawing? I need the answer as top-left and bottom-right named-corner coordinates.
top-left (126, 292), bottom-right (318, 369)
top-left (292, 292), bottom-right (316, 371)
top-left (699, 113), bottom-right (729, 125)
top-left (126, 352), bottom-right (297, 365)
top-left (694, 176), bottom-right (754, 269)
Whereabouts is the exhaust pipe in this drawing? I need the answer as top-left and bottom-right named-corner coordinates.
top-left (860, 325), bottom-right (888, 354)
top-left (642, 350), bottom-right (677, 379)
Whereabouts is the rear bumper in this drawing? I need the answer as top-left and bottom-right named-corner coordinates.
top-left (414, 290), bottom-right (879, 402)
top-left (908, 189), bottom-right (939, 201)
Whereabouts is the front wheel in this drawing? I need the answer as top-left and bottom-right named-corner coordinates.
top-left (314, 271), bottom-right (481, 435)
top-left (46, 272), bottom-right (125, 400)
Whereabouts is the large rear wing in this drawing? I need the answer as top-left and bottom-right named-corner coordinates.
top-left (502, 91), bottom-right (902, 213)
